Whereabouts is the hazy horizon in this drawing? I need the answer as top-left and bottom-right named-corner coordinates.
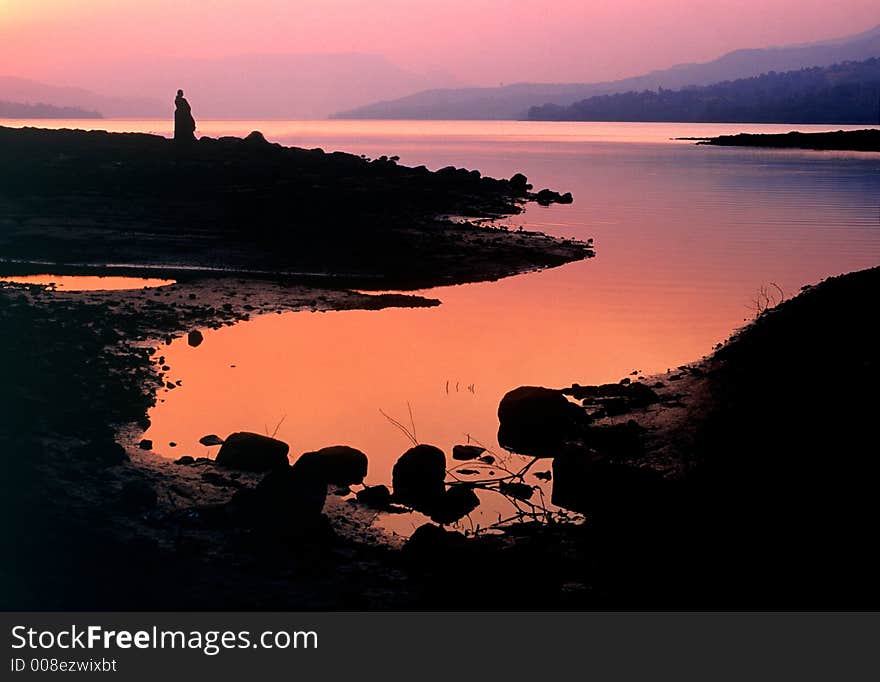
top-left (2, 1), bottom-right (879, 117)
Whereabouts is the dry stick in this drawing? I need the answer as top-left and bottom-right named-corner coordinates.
top-left (407, 401), bottom-right (418, 444)
top-left (379, 408), bottom-right (418, 446)
top-left (270, 414), bottom-right (287, 438)
top-left (514, 456), bottom-right (540, 479)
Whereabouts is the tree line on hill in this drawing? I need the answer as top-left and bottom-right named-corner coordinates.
top-left (0, 100), bottom-right (101, 119)
top-left (528, 58), bottom-right (880, 124)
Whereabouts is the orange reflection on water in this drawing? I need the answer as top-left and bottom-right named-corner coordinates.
top-left (1, 274), bottom-right (175, 291)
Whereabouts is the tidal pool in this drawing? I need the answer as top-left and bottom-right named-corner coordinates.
top-left (2, 274), bottom-right (175, 291)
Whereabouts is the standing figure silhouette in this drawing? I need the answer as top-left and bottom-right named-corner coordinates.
top-left (174, 89), bottom-right (196, 142)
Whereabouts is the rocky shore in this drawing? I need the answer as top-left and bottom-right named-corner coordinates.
top-left (3, 123), bottom-right (875, 609)
top-left (0, 126), bottom-right (590, 289)
top-left (5, 265), bottom-right (877, 609)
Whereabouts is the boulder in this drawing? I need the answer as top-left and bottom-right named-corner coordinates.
top-left (293, 445), bottom-right (368, 486)
top-left (199, 434), bottom-right (224, 446)
top-left (497, 386), bottom-right (585, 456)
top-left (138, 439), bottom-right (153, 450)
top-left (427, 485), bottom-right (480, 525)
top-left (175, 455), bottom-right (195, 465)
top-left (392, 444), bottom-right (447, 510)
top-left (403, 523), bottom-right (467, 560)
top-left (228, 464), bottom-right (327, 535)
top-left (509, 173), bottom-right (532, 195)
top-left (356, 484), bottom-right (393, 509)
top-left (215, 432), bottom-right (289, 472)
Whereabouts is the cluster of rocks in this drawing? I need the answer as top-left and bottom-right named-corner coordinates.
top-left (173, 431), bottom-right (485, 541)
top-left (170, 377), bottom-right (662, 544)
top-left (495, 384), bottom-right (664, 516)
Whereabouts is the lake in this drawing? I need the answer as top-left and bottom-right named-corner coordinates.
top-left (5, 119), bottom-right (879, 535)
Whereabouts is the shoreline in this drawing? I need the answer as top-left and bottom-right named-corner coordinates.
top-left (4, 265), bottom-right (878, 608)
top-left (0, 125), bottom-right (590, 290)
top-left (685, 128), bottom-right (880, 151)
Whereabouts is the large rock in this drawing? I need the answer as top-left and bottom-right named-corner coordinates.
top-left (497, 386), bottom-right (586, 456)
top-left (403, 523), bottom-right (467, 560)
top-left (427, 484), bottom-right (481, 525)
top-left (216, 432), bottom-right (289, 472)
top-left (227, 464), bottom-right (327, 536)
top-left (392, 444), bottom-right (447, 511)
top-left (292, 445), bottom-right (368, 486)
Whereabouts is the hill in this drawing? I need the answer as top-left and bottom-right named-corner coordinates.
top-left (0, 100), bottom-right (101, 119)
top-left (0, 76), bottom-right (163, 118)
top-left (529, 58), bottom-right (880, 123)
top-left (333, 24), bottom-right (880, 120)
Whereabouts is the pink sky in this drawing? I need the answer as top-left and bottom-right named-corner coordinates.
top-left (2, 0), bottom-right (879, 85)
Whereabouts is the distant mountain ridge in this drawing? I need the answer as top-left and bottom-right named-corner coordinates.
top-left (333, 24), bottom-right (880, 120)
top-left (0, 76), bottom-right (163, 118)
top-left (0, 100), bottom-right (101, 119)
top-left (0, 76), bottom-right (162, 118)
top-left (6, 53), bottom-right (458, 120)
top-left (529, 58), bottom-right (880, 123)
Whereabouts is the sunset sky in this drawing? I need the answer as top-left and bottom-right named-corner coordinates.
top-left (3, 0), bottom-right (879, 85)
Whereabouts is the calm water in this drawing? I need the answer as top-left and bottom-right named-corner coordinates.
top-left (7, 119), bottom-right (879, 534)
top-left (0, 274), bottom-right (175, 291)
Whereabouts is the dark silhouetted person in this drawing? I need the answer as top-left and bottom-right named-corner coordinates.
top-left (174, 89), bottom-right (196, 143)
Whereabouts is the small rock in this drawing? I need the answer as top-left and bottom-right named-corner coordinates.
top-left (356, 485), bottom-right (393, 509)
top-left (199, 434), bottom-right (224, 446)
top-left (187, 329), bottom-right (204, 347)
top-left (175, 455), bottom-right (195, 465)
top-left (428, 484), bottom-right (480, 525)
top-left (138, 439), bottom-right (153, 450)
top-left (452, 444), bottom-right (486, 461)
top-left (498, 481), bottom-right (534, 501)
top-left (201, 471), bottom-right (242, 488)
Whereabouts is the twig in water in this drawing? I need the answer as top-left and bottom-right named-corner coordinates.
top-left (379, 408), bottom-right (419, 446)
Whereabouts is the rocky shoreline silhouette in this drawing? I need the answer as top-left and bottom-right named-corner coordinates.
top-left (689, 128), bottom-right (880, 152)
top-left (0, 125), bottom-right (589, 289)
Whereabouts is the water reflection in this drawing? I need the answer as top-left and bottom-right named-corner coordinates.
top-left (119, 120), bottom-right (880, 535)
top-left (1, 274), bottom-right (175, 291)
